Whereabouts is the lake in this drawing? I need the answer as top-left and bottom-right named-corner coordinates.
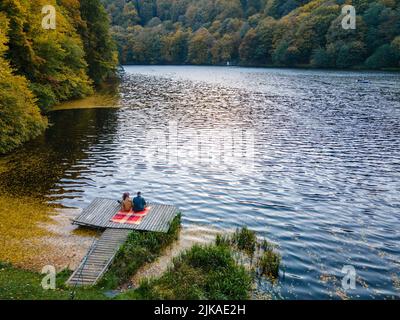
top-left (1, 65), bottom-right (399, 299)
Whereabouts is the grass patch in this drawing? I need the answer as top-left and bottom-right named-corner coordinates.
top-left (98, 213), bottom-right (181, 289)
top-left (0, 263), bottom-right (107, 300)
top-left (118, 244), bottom-right (252, 300)
top-left (119, 227), bottom-right (281, 300)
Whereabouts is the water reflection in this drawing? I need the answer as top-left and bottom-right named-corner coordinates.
top-left (0, 108), bottom-right (119, 200)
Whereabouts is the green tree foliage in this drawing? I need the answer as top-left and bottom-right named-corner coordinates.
top-left (79, 0), bottom-right (118, 86)
top-left (0, 0), bottom-right (117, 153)
top-left (265, 0), bottom-right (313, 18)
top-left (188, 28), bottom-right (214, 64)
top-left (311, 47), bottom-right (334, 67)
top-left (102, 0), bottom-right (400, 70)
top-left (0, 14), bottom-right (47, 154)
top-left (162, 28), bottom-right (191, 63)
top-left (365, 44), bottom-right (398, 68)
top-left (0, 0), bottom-right (94, 111)
top-left (391, 36), bottom-right (400, 67)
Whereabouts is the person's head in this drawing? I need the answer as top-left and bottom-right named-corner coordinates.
top-left (137, 191), bottom-right (141, 197)
top-left (122, 192), bottom-right (130, 200)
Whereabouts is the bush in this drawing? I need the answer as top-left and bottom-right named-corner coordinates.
top-left (29, 83), bottom-right (59, 112)
top-left (231, 227), bottom-right (257, 256)
top-left (257, 249), bottom-right (281, 279)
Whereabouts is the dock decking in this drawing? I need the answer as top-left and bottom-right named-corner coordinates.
top-left (67, 197), bottom-right (179, 287)
top-left (72, 198), bottom-right (179, 232)
top-left (67, 228), bottom-right (131, 286)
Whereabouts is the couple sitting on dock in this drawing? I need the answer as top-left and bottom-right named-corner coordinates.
top-left (112, 192), bottom-right (149, 225)
top-left (121, 191), bottom-right (147, 213)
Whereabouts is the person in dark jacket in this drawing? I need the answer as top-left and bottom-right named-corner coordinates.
top-left (133, 191), bottom-right (147, 212)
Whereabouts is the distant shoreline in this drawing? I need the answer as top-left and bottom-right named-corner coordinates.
top-left (120, 63), bottom-right (400, 73)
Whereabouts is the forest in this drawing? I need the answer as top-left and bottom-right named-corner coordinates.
top-left (0, 0), bottom-right (117, 153)
top-left (102, 0), bottom-right (400, 68)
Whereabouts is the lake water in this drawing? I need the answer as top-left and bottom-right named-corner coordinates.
top-left (1, 66), bottom-right (399, 299)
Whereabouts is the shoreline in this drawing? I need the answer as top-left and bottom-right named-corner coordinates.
top-left (120, 63), bottom-right (400, 73)
top-left (0, 204), bottom-right (96, 272)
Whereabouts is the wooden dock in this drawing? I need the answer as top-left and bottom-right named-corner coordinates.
top-left (72, 198), bottom-right (178, 232)
top-left (67, 228), bottom-right (131, 286)
top-left (67, 197), bottom-right (179, 286)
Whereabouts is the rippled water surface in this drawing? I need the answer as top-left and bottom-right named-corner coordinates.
top-left (1, 66), bottom-right (400, 299)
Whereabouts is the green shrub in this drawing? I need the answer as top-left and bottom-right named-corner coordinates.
top-left (215, 233), bottom-right (231, 247)
top-left (231, 227), bottom-right (257, 256)
top-left (257, 249), bottom-right (281, 280)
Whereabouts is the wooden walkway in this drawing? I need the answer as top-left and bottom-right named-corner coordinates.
top-left (67, 228), bottom-right (131, 286)
top-left (67, 198), bottom-right (179, 286)
top-left (72, 198), bottom-right (179, 232)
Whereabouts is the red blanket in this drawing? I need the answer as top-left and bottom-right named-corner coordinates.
top-left (110, 207), bottom-right (151, 225)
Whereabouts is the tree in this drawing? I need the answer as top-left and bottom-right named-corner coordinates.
top-left (122, 2), bottom-right (140, 27)
top-left (100, 0), bottom-right (400, 70)
top-left (0, 14), bottom-right (47, 153)
top-left (391, 36), bottom-right (400, 67)
top-left (0, 0), bottom-right (94, 111)
top-left (163, 28), bottom-right (190, 64)
top-left (211, 34), bottom-right (236, 64)
top-left (139, 0), bottom-right (156, 25)
top-left (79, 0), bottom-right (118, 86)
top-left (336, 41), bottom-right (367, 68)
top-left (0, 0), bottom-right (118, 153)
top-left (215, 0), bottom-right (243, 21)
top-left (310, 47), bottom-right (334, 68)
top-left (239, 28), bottom-right (258, 64)
top-left (273, 40), bottom-right (300, 66)
top-left (365, 44), bottom-right (397, 69)
top-left (188, 28), bottom-right (214, 64)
